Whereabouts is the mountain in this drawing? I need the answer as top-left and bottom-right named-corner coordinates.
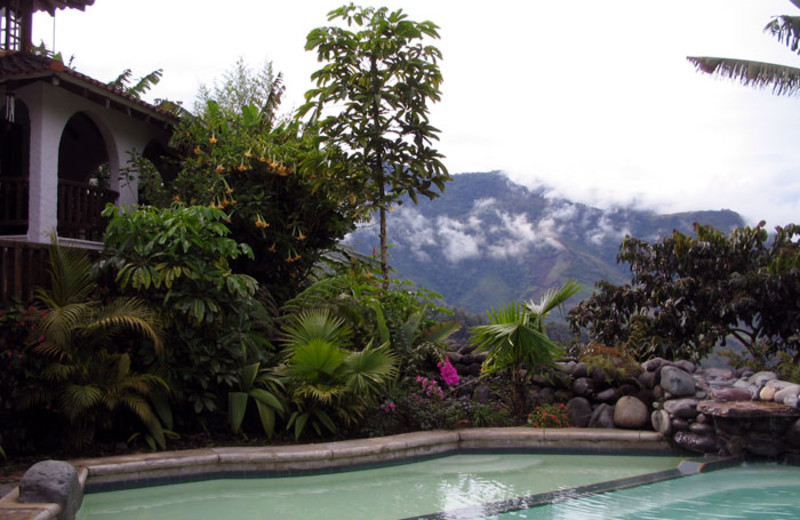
top-left (343, 171), bottom-right (745, 314)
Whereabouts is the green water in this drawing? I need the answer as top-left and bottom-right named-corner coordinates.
top-left (490, 463), bottom-right (800, 520)
top-left (76, 453), bottom-right (682, 520)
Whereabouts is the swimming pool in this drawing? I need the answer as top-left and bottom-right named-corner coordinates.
top-left (75, 453), bottom-right (684, 520)
top-left (488, 463), bottom-right (800, 520)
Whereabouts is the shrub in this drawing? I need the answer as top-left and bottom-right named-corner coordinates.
top-left (527, 403), bottom-right (569, 428)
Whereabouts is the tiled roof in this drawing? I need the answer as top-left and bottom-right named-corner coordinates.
top-left (0, 52), bottom-right (178, 124)
top-left (0, 0), bottom-right (95, 15)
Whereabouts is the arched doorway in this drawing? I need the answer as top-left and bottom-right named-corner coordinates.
top-left (0, 97), bottom-right (30, 235)
top-left (57, 112), bottom-right (118, 241)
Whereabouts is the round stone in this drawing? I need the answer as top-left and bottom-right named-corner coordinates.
top-left (613, 395), bottom-right (649, 429)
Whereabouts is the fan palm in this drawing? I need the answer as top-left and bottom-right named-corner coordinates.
top-left (688, 3), bottom-right (800, 96)
top-left (25, 242), bottom-right (170, 449)
top-left (277, 309), bottom-right (398, 439)
top-left (470, 280), bottom-right (581, 419)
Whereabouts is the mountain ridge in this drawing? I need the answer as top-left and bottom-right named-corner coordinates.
top-left (344, 171), bottom-right (745, 314)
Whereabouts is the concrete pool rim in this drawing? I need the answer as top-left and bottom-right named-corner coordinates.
top-left (0, 427), bottom-right (738, 520)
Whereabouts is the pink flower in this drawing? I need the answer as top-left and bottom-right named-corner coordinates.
top-left (438, 358), bottom-right (460, 386)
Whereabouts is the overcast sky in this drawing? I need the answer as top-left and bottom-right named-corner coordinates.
top-left (34, 0), bottom-right (800, 227)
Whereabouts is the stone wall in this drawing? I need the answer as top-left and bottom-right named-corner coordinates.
top-left (448, 350), bottom-right (800, 457)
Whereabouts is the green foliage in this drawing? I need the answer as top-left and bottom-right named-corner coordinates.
top-left (688, 6), bottom-right (800, 96)
top-left (471, 280), bottom-right (580, 418)
top-left (101, 204), bottom-right (273, 417)
top-left (276, 309), bottom-right (398, 439)
top-left (24, 243), bottom-right (170, 450)
top-left (578, 343), bottom-right (642, 384)
top-left (569, 222), bottom-right (800, 365)
top-left (300, 4), bottom-right (450, 283)
top-left (469, 403), bottom-right (512, 428)
top-left (170, 95), bottom-right (360, 303)
top-left (228, 362), bottom-right (285, 438)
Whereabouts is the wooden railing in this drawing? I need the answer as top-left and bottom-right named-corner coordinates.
top-left (0, 176), bottom-right (29, 234)
top-left (0, 240), bottom-right (50, 304)
top-left (57, 179), bottom-right (118, 242)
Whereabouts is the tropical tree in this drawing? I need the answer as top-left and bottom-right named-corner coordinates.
top-left (276, 309), bottom-right (398, 439)
top-left (688, 1), bottom-right (800, 96)
top-left (470, 280), bottom-right (581, 419)
top-left (568, 223), bottom-right (800, 366)
top-left (25, 242), bottom-right (170, 450)
top-left (299, 4), bottom-right (450, 286)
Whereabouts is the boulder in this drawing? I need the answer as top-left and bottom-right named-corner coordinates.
top-left (711, 386), bottom-right (754, 402)
top-left (689, 422), bottom-right (714, 434)
top-left (659, 366), bottom-right (696, 397)
top-left (747, 371), bottom-right (778, 388)
top-left (572, 377), bottom-right (594, 398)
top-left (566, 397), bottom-right (593, 428)
top-left (596, 388), bottom-right (620, 403)
top-left (589, 403), bottom-right (616, 429)
top-left (651, 409), bottom-right (671, 435)
top-left (673, 431), bottom-right (719, 454)
top-left (472, 384), bottom-right (490, 404)
top-left (19, 460), bottom-right (83, 520)
top-left (663, 398), bottom-right (699, 419)
top-left (670, 359), bottom-right (697, 373)
top-left (774, 384), bottom-right (800, 404)
top-left (572, 361), bottom-right (589, 378)
top-left (613, 396), bottom-right (649, 429)
top-left (642, 357), bottom-right (666, 372)
top-left (638, 370), bottom-right (657, 389)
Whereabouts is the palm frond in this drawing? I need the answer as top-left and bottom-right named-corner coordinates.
top-left (281, 309), bottom-right (350, 351)
top-left (764, 15), bottom-right (800, 54)
top-left (61, 384), bottom-right (104, 421)
top-left (85, 297), bottom-right (165, 354)
top-left (687, 56), bottom-right (800, 96)
top-left (289, 337), bottom-right (346, 381)
top-left (525, 279), bottom-right (581, 321)
top-left (341, 343), bottom-right (398, 395)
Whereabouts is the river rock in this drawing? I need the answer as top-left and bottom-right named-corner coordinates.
top-left (573, 377), bottom-right (594, 397)
top-left (472, 384), bottom-right (490, 404)
top-left (774, 384), bottom-right (800, 404)
top-left (659, 366), bottom-right (696, 397)
top-left (701, 367), bottom-right (735, 381)
top-left (566, 397), bottom-right (592, 427)
top-left (711, 386), bottom-right (752, 401)
top-left (673, 431), bottom-right (719, 454)
top-left (642, 358), bottom-right (666, 372)
top-left (731, 380), bottom-right (759, 398)
top-left (670, 359), bottom-right (697, 373)
top-left (19, 460), bottom-right (83, 520)
top-left (596, 388), bottom-right (620, 403)
top-left (689, 421), bottom-right (714, 434)
top-left (614, 396), bottom-right (649, 429)
top-left (748, 371), bottom-right (778, 388)
top-left (671, 417), bottom-right (690, 431)
top-left (572, 362), bottom-right (589, 378)
top-left (638, 370), bottom-right (657, 389)
top-left (785, 395), bottom-right (799, 408)
top-left (651, 409), bottom-right (671, 435)
top-left (591, 367), bottom-right (610, 387)
top-left (663, 398), bottom-right (699, 419)
top-left (589, 403), bottom-right (616, 429)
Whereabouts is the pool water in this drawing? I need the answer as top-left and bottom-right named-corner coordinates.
top-left (76, 453), bottom-right (683, 520)
top-left (489, 463), bottom-right (800, 520)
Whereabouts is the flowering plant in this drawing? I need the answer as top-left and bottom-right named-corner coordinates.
top-left (415, 375), bottom-right (444, 399)
top-left (527, 403), bottom-right (569, 428)
top-left (437, 357), bottom-right (460, 386)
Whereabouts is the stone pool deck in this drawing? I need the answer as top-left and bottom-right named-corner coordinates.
top-left (0, 427), bottom-right (671, 520)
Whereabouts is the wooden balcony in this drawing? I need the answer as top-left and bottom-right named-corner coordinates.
top-left (0, 176), bottom-right (118, 242)
top-left (57, 179), bottom-right (118, 242)
top-left (0, 239), bottom-right (49, 304)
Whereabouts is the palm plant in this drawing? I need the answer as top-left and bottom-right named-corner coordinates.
top-left (228, 361), bottom-right (285, 438)
top-left (277, 309), bottom-right (398, 439)
top-left (25, 243), bottom-right (170, 450)
top-left (470, 280), bottom-right (581, 419)
top-left (687, 1), bottom-right (800, 96)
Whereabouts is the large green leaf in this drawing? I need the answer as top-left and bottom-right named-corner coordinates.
top-left (228, 391), bottom-right (249, 433)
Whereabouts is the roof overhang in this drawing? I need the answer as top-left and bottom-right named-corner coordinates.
top-left (0, 0), bottom-right (95, 15)
top-left (0, 52), bottom-right (179, 128)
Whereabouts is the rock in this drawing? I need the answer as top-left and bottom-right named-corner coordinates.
top-left (642, 358), bottom-right (666, 372)
top-left (712, 387), bottom-right (753, 402)
top-left (638, 370), bottom-right (657, 389)
top-left (670, 359), bottom-right (697, 373)
top-left (695, 391), bottom-right (708, 399)
top-left (572, 362), bottom-right (588, 378)
top-left (446, 351), bottom-right (464, 364)
top-left (566, 397), bottom-right (592, 428)
top-left (673, 431), bottom-right (719, 454)
top-left (700, 368), bottom-right (735, 381)
top-left (589, 403), bottom-right (616, 429)
top-left (652, 385), bottom-right (664, 400)
top-left (572, 377), bottom-right (594, 397)
top-left (696, 413), bottom-right (708, 424)
top-left (659, 366), bottom-right (696, 397)
top-left (613, 396), bottom-right (649, 429)
top-left (689, 422), bottom-right (714, 434)
top-left (651, 409), bottom-right (671, 435)
top-left (671, 418), bottom-right (690, 431)
top-left (596, 388), bottom-right (620, 403)
top-left (774, 384), bottom-right (800, 404)
top-left (535, 387), bottom-right (555, 403)
top-left (19, 460), bottom-right (83, 520)
top-left (561, 360), bottom-right (577, 374)
top-left (663, 398), bottom-right (699, 419)
top-left (591, 367), bottom-right (610, 388)
top-left (785, 395), bottom-right (799, 408)
top-left (747, 371), bottom-right (778, 388)
top-left (746, 433), bottom-right (784, 457)
top-left (757, 379), bottom-right (791, 401)
top-left (472, 384), bottom-right (490, 404)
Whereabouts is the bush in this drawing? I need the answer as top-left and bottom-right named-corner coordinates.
top-left (527, 403), bottom-right (569, 428)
